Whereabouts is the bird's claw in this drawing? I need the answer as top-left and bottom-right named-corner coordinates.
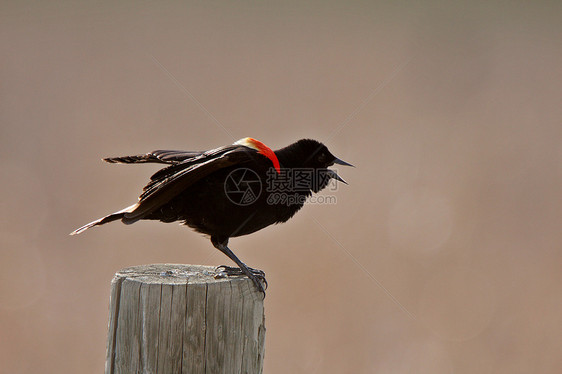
top-left (215, 265), bottom-right (266, 278)
top-left (214, 265), bottom-right (268, 293)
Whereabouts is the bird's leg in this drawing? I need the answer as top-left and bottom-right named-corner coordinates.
top-left (211, 237), bottom-right (267, 294)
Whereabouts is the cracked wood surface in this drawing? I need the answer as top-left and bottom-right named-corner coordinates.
top-left (105, 264), bottom-right (265, 374)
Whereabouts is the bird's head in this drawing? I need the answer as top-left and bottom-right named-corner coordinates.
top-left (280, 139), bottom-right (354, 188)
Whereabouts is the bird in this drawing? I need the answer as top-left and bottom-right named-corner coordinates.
top-left (71, 138), bottom-right (352, 294)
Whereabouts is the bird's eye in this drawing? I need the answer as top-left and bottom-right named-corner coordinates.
top-left (317, 152), bottom-right (327, 163)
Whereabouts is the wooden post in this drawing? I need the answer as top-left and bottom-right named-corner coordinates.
top-left (105, 264), bottom-right (265, 374)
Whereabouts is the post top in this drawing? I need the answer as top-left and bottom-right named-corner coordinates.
top-left (114, 264), bottom-right (236, 285)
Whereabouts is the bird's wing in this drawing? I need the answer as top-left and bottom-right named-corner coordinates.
top-left (103, 150), bottom-right (204, 164)
top-left (122, 145), bottom-right (257, 223)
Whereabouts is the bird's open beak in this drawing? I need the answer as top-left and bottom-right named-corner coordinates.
top-left (327, 169), bottom-right (348, 184)
top-left (333, 158), bottom-right (354, 167)
top-left (328, 157), bottom-right (352, 184)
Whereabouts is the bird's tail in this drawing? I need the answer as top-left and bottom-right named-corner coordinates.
top-left (70, 204), bottom-right (137, 235)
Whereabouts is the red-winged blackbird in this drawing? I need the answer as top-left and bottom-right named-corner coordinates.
top-left (71, 138), bottom-right (352, 294)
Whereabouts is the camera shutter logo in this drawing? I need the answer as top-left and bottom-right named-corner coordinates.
top-left (224, 168), bottom-right (262, 206)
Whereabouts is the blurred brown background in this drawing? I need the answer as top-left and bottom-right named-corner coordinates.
top-left (1, 1), bottom-right (561, 373)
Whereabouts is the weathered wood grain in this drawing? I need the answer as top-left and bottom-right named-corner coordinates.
top-left (105, 264), bottom-right (265, 374)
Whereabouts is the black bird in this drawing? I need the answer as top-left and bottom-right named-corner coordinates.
top-left (71, 138), bottom-right (352, 294)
